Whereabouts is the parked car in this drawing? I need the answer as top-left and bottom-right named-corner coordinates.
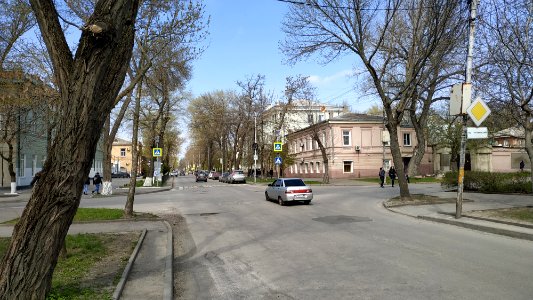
top-left (229, 170), bottom-right (246, 184)
top-left (209, 171), bottom-right (220, 180)
top-left (195, 171), bottom-right (208, 182)
top-left (219, 172), bottom-right (230, 182)
top-left (111, 171), bottom-right (130, 178)
top-left (170, 170), bottom-right (178, 176)
top-left (265, 178), bottom-right (313, 206)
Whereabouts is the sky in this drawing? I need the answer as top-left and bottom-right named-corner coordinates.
top-left (187, 0), bottom-right (380, 111)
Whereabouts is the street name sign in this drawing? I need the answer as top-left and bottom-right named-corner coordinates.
top-left (467, 127), bottom-right (488, 139)
top-left (274, 142), bottom-right (283, 152)
top-left (466, 97), bottom-right (491, 127)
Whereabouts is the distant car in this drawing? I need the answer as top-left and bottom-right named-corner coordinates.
top-left (111, 172), bottom-right (130, 178)
top-left (229, 170), bottom-right (246, 184)
top-left (209, 171), bottom-right (220, 180)
top-left (195, 171), bottom-right (208, 182)
top-left (219, 172), bottom-right (230, 182)
top-left (265, 178), bottom-right (313, 206)
top-left (170, 170), bottom-right (178, 176)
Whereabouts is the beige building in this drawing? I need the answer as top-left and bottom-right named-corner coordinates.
top-left (285, 113), bottom-right (433, 179)
top-left (111, 138), bottom-right (142, 174)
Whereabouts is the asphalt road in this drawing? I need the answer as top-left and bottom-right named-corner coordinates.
top-left (2, 176), bottom-right (533, 299)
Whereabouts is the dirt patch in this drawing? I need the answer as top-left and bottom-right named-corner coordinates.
top-left (384, 194), bottom-right (467, 207)
top-left (80, 232), bottom-right (139, 292)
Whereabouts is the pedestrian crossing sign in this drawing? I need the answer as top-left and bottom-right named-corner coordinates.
top-left (153, 148), bottom-right (162, 157)
top-left (274, 156), bottom-right (282, 165)
top-left (274, 142), bottom-right (283, 152)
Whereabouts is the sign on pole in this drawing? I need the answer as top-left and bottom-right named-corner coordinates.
top-left (467, 127), bottom-right (488, 139)
top-left (274, 156), bottom-right (282, 165)
top-left (466, 97), bottom-right (491, 127)
top-left (152, 148), bottom-right (162, 157)
top-left (273, 142), bottom-right (283, 152)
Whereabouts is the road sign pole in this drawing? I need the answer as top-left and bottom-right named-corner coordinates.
top-left (457, 0), bottom-right (478, 219)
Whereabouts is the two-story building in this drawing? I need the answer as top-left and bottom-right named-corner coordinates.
top-left (285, 113), bottom-right (433, 179)
top-left (111, 137), bottom-right (143, 175)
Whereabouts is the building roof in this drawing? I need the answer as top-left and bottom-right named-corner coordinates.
top-left (329, 112), bottom-right (384, 123)
top-left (492, 126), bottom-right (525, 138)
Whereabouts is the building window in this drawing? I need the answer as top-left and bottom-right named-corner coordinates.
top-left (120, 148), bottom-right (126, 157)
top-left (343, 161), bottom-right (352, 173)
top-left (318, 114), bottom-right (325, 122)
top-left (305, 163), bottom-right (309, 173)
top-left (310, 162), bottom-right (314, 173)
top-left (19, 155), bottom-right (26, 177)
top-left (316, 162), bottom-right (321, 173)
top-left (308, 114), bottom-right (314, 124)
top-left (403, 133), bottom-right (411, 146)
top-left (503, 139), bottom-right (509, 147)
top-left (342, 130), bottom-right (351, 146)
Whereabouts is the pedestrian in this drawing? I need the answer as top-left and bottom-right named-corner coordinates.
top-left (379, 167), bottom-right (385, 188)
top-left (520, 160), bottom-right (525, 172)
top-left (388, 166), bottom-right (397, 187)
top-left (83, 176), bottom-right (91, 195)
top-left (30, 170), bottom-right (43, 187)
top-left (269, 169), bottom-right (273, 179)
top-left (92, 172), bottom-right (102, 194)
top-left (405, 173), bottom-right (410, 183)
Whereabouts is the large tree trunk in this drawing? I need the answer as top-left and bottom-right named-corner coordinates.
top-left (387, 122), bottom-right (411, 200)
top-left (102, 116), bottom-right (113, 195)
top-left (0, 1), bottom-right (140, 298)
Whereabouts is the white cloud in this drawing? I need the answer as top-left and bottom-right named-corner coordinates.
top-left (307, 69), bottom-right (354, 86)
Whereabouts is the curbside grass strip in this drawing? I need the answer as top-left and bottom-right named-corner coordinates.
top-left (113, 229), bottom-right (147, 300)
top-left (163, 220), bottom-right (173, 300)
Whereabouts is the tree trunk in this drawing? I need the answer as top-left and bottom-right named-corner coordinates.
top-left (387, 123), bottom-right (411, 200)
top-left (0, 1), bottom-right (140, 298)
top-left (102, 116), bottom-right (113, 195)
top-left (125, 80), bottom-right (142, 217)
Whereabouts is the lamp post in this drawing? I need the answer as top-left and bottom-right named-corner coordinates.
top-left (254, 114), bottom-right (257, 183)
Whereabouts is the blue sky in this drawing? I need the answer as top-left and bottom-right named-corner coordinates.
top-left (187, 0), bottom-right (379, 111)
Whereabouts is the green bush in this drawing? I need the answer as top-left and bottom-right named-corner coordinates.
top-left (442, 171), bottom-right (531, 193)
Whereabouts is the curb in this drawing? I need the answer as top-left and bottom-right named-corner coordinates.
top-left (113, 229), bottom-right (147, 300)
top-left (418, 215), bottom-right (533, 241)
top-left (163, 220), bottom-right (173, 300)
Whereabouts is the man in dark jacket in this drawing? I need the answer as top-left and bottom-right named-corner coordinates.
top-left (92, 172), bottom-right (102, 194)
top-left (388, 166), bottom-right (397, 187)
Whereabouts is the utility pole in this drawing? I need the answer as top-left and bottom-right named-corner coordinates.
top-left (457, 0), bottom-right (478, 219)
top-left (254, 114), bottom-right (257, 183)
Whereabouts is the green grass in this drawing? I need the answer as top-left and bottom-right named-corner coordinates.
top-left (355, 177), bottom-right (441, 184)
top-left (73, 208), bottom-right (124, 222)
top-left (494, 207), bottom-right (533, 222)
top-left (0, 234), bottom-right (132, 300)
top-left (3, 208), bottom-right (158, 225)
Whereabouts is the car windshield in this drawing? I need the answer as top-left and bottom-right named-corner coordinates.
top-left (234, 170), bottom-right (244, 174)
top-left (284, 179), bottom-right (306, 187)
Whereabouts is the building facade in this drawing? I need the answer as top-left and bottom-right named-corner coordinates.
top-left (285, 113), bottom-right (433, 179)
top-left (111, 137), bottom-right (142, 175)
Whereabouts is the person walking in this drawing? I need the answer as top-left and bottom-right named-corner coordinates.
top-left (388, 166), bottom-right (397, 187)
top-left (379, 167), bottom-right (385, 188)
top-left (269, 169), bottom-right (273, 179)
top-left (520, 160), bottom-right (525, 172)
top-left (83, 177), bottom-right (91, 195)
top-left (92, 172), bottom-right (102, 194)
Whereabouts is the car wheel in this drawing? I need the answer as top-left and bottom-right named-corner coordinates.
top-left (304, 200), bottom-right (311, 205)
top-left (278, 197), bottom-right (284, 206)
top-left (265, 192), bottom-right (270, 201)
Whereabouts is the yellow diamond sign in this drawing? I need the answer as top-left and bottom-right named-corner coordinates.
top-left (466, 97), bottom-right (491, 127)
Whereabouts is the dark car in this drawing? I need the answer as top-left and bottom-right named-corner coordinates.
top-left (219, 172), bottom-right (230, 182)
top-left (111, 171), bottom-right (130, 178)
top-left (195, 171), bottom-right (208, 182)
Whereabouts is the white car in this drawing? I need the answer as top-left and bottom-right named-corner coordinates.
top-left (265, 178), bottom-right (313, 206)
top-left (229, 170), bottom-right (246, 184)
